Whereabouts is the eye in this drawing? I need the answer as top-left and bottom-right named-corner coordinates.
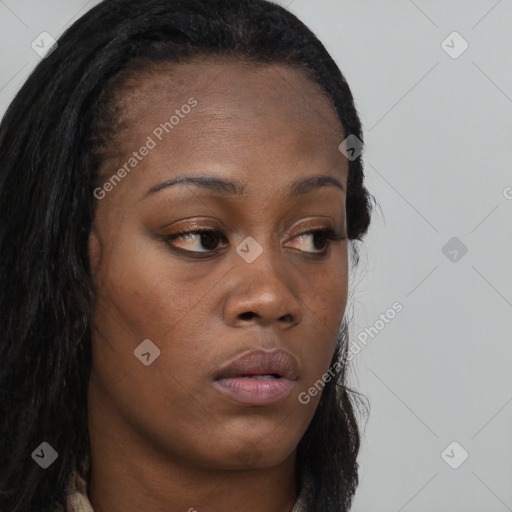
top-left (285, 228), bottom-right (345, 254)
top-left (162, 227), bottom-right (346, 256)
top-left (163, 229), bottom-right (228, 254)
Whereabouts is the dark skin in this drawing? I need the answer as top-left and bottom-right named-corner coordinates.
top-left (87, 58), bottom-right (349, 512)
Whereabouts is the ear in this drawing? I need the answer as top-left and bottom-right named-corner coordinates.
top-left (88, 222), bottom-right (103, 278)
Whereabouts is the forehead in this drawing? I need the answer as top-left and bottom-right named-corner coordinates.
top-left (116, 57), bottom-right (341, 127)
top-left (96, 58), bottom-right (347, 200)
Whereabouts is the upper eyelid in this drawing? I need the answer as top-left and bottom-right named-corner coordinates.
top-left (164, 227), bottom-right (341, 251)
top-left (167, 217), bottom-right (339, 234)
top-left (167, 226), bottom-right (335, 238)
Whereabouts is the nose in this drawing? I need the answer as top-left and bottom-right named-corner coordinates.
top-left (222, 245), bottom-right (303, 329)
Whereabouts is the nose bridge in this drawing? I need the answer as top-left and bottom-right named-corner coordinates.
top-left (235, 228), bottom-right (287, 285)
top-left (224, 232), bottom-right (303, 327)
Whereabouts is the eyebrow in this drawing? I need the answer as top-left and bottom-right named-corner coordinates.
top-left (145, 174), bottom-right (344, 198)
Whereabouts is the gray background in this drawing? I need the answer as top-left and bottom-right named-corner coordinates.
top-left (1, 1), bottom-right (511, 510)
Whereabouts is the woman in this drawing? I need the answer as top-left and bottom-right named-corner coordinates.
top-left (0, 1), bottom-right (375, 511)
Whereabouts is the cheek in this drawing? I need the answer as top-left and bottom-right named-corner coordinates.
top-left (89, 222), bottom-right (231, 405)
top-left (88, 233), bottom-right (221, 453)
top-left (91, 221), bottom-right (205, 336)
top-left (295, 252), bottom-right (348, 387)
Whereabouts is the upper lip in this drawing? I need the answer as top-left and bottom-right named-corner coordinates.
top-left (214, 349), bottom-right (299, 381)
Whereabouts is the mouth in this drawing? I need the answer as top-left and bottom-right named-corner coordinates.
top-left (214, 349), bottom-right (299, 381)
top-left (236, 374), bottom-right (281, 379)
top-left (213, 349), bottom-right (299, 406)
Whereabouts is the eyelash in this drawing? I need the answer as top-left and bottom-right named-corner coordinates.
top-left (162, 228), bottom-right (346, 258)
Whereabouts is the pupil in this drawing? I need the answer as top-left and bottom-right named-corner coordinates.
top-left (313, 232), bottom-right (327, 251)
top-left (201, 232), bottom-right (219, 250)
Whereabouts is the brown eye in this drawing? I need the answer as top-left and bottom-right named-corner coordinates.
top-left (285, 228), bottom-right (345, 254)
top-left (164, 230), bottom-right (228, 253)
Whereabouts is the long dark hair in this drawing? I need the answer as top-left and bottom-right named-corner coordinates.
top-left (0, 1), bottom-right (375, 510)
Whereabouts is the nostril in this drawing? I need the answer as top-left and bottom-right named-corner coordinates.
top-left (239, 311), bottom-right (257, 320)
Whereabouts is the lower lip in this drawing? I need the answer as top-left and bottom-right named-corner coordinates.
top-left (214, 376), bottom-right (295, 405)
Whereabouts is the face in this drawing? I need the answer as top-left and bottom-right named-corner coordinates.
top-left (88, 58), bottom-right (349, 472)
